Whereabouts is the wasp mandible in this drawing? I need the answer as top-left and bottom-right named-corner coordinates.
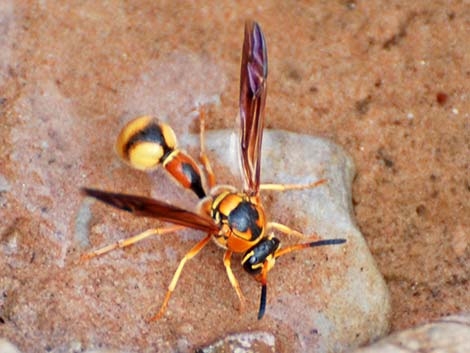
top-left (81, 21), bottom-right (346, 320)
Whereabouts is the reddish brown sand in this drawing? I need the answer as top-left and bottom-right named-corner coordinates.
top-left (0, 1), bottom-right (469, 351)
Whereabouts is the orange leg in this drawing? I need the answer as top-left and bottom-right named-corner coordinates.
top-left (260, 178), bottom-right (327, 192)
top-left (148, 234), bottom-right (212, 321)
top-left (267, 222), bottom-right (315, 239)
top-left (80, 225), bottom-right (185, 262)
top-left (264, 179), bottom-right (327, 240)
top-left (197, 106), bottom-right (216, 189)
top-left (223, 250), bottom-right (246, 312)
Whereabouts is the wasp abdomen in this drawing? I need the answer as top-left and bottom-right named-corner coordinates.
top-left (116, 116), bottom-right (206, 198)
top-left (164, 151), bottom-right (206, 198)
top-left (116, 116), bottom-right (176, 170)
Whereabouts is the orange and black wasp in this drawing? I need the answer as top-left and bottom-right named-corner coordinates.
top-left (81, 21), bottom-right (346, 320)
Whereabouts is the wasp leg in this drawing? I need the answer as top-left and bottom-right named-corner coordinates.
top-left (273, 238), bottom-right (346, 259)
top-left (266, 222), bottom-right (313, 239)
top-left (80, 225), bottom-right (185, 262)
top-left (223, 250), bottom-right (246, 312)
top-left (197, 106), bottom-right (216, 189)
top-left (257, 261), bottom-right (269, 320)
top-left (260, 178), bottom-right (327, 192)
top-left (148, 234), bottom-right (212, 322)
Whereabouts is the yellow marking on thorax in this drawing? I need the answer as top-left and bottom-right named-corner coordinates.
top-left (211, 191), bottom-right (231, 213)
top-left (217, 193), bottom-right (244, 217)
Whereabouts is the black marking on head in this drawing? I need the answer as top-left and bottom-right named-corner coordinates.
top-left (242, 237), bottom-right (280, 274)
top-left (228, 201), bottom-right (262, 240)
top-left (181, 162), bottom-right (206, 198)
top-left (124, 123), bottom-right (173, 160)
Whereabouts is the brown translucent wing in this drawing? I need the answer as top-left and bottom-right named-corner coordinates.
top-left (82, 188), bottom-right (219, 233)
top-left (239, 21), bottom-right (268, 196)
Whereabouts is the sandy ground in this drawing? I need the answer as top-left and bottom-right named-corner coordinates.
top-left (0, 1), bottom-right (468, 351)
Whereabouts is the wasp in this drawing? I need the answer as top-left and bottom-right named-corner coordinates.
top-left (81, 21), bottom-right (346, 320)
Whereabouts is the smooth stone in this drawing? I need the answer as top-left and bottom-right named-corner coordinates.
top-left (181, 129), bottom-right (392, 352)
top-left (196, 331), bottom-right (275, 353)
top-left (1, 129), bottom-right (390, 353)
top-left (0, 340), bottom-right (22, 353)
top-left (352, 313), bottom-right (470, 353)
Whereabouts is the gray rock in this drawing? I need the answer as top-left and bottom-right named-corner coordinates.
top-left (0, 340), bottom-right (22, 353)
top-left (352, 313), bottom-right (470, 353)
top-left (0, 129), bottom-right (390, 353)
top-left (196, 331), bottom-right (275, 353)
top-left (181, 129), bottom-right (392, 352)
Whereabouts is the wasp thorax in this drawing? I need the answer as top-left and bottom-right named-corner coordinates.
top-left (211, 191), bottom-right (266, 252)
top-left (115, 116), bottom-right (177, 171)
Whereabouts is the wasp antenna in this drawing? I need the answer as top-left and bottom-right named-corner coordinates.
top-left (258, 283), bottom-right (267, 320)
top-left (309, 238), bottom-right (347, 248)
top-left (274, 238), bottom-right (346, 259)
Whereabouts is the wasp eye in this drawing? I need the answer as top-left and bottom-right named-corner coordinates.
top-left (242, 251), bottom-right (262, 274)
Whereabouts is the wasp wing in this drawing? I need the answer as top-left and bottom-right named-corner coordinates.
top-left (82, 188), bottom-right (219, 233)
top-left (239, 21), bottom-right (268, 196)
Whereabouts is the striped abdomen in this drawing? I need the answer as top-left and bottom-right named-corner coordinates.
top-left (116, 116), bottom-right (206, 198)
